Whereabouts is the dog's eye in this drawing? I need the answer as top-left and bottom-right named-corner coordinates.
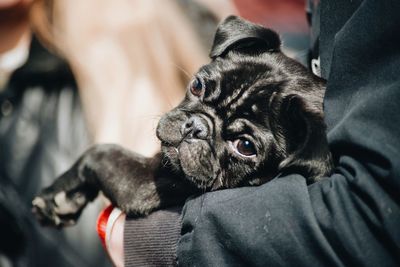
top-left (233, 138), bottom-right (256, 157)
top-left (190, 78), bottom-right (204, 97)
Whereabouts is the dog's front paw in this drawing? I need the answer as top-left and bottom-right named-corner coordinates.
top-left (32, 189), bottom-right (89, 228)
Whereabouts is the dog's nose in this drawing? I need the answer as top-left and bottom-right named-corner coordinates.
top-left (181, 116), bottom-right (209, 140)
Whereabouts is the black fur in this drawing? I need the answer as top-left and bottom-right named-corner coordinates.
top-left (32, 16), bottom-right (333, 227)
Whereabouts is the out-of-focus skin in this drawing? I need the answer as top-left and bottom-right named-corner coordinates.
top-left (107, 213), bottom-right (125, 267)
top-left (0, 0), bottom-right (28, 9)
top-left (0, 0), bottom-right (32, 54)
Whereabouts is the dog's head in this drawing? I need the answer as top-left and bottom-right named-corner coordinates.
top-left (157, 16), bottom-right (332, 190)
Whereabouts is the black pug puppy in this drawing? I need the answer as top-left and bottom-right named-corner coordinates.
top-left (32, 16), bottom-right (333, 227)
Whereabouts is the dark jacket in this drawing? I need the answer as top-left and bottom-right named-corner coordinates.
top-left (177, 0), bottom-right (400, 266)
top-left (0, 38), bottom-right (110, 267)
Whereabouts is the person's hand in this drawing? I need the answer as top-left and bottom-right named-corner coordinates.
top-left (107, 212), bottom-right (125, 267)
top-left (97, 206), bottom-right (125, 267)
top-left (101, 206), bottom-right (183, 267)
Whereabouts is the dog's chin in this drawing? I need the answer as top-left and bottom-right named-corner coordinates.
top-left (161, 140), bottom-right (219, 190)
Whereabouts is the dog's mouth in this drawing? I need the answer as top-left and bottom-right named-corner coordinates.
top-left (161, 140), bottom-right (219, 190)
top-left (161, 143), bottom-right (179, 165)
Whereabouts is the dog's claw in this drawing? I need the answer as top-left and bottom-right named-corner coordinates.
top-left (32, 191), bottom-right (84, 228)
top-left (32, 197), bottom-right (46, 209)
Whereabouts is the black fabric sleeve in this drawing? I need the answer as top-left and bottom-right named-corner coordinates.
top-left (124, 206), bottom-right (182, 267)
top-left (178, 0), bottom-right (400, 266)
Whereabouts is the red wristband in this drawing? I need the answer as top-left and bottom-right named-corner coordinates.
top-left (97, 205), bottom-right (114, 248)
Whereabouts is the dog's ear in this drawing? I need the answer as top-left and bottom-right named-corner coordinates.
top-left (269, 93), bottom-right (333, 183)
top-left (210, 15), bottom-right (281, 59)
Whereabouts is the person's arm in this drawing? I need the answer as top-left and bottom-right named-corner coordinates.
top-left (105, 207), bottom-right (182, 267)
top-left (107, 212), bottom-right (125, 267)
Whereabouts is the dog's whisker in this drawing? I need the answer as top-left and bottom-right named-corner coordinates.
top-left (163, 93), bottom-right (175, 110)
top-left (169, 62), bottom-right (192, 80)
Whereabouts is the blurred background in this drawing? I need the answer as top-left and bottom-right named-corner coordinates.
top-left (0, 0), bottom-right (309, 266)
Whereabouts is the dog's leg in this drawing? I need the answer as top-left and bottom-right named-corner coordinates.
top-left (32, 144), bottom-right (195, 227)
